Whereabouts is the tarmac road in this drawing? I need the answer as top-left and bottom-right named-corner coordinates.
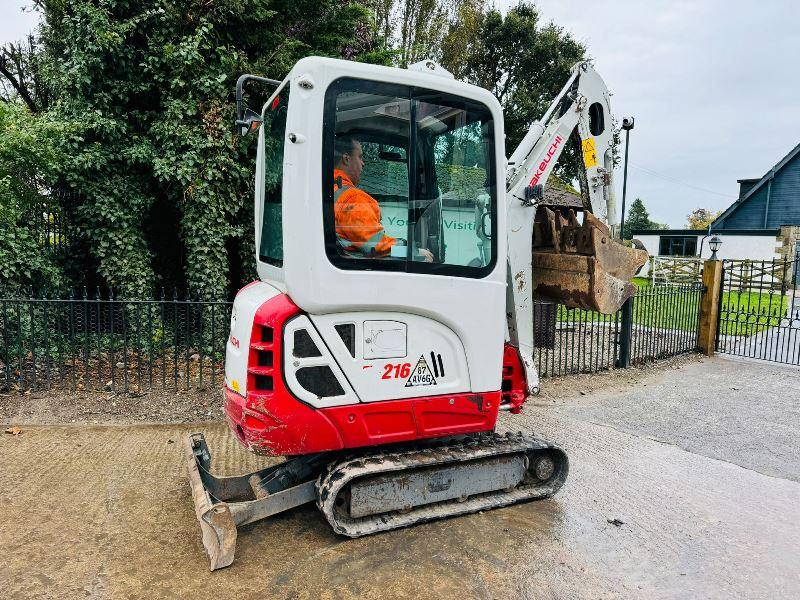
top-left (2, 356), bottom-right (799, 599)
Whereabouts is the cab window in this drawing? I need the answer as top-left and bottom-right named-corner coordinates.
top-left (259, 86), bottom-right (289, 266)
top-left (322, 78), bottom-right (497, 278)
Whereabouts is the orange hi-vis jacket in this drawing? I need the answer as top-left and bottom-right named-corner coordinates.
top-left (333, 169), bottom-right (396, 257)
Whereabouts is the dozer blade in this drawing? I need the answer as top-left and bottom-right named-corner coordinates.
top-left (184, 434), bottom-right (238, 570)
top-left (184, 433), bottom-right (317, 570)
top-left (533, 207), bottom-right (648, 314)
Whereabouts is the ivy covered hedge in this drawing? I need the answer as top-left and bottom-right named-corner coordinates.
top-left (3, 0), bottom-right (389, 298)
top-left (2, 1), bottom-right (593, 299)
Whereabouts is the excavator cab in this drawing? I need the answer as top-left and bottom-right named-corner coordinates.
top-left (324, 78), bottom-right (496, 271)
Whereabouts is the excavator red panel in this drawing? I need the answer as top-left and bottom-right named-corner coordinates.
top-left (322, 401), bottom-right (418, 446)
top-left (225, 291), bottom-right (501, 456)
top-left (412, 394), bottom-right (499, 436)
top-left (321, 393), bottom-right (499, 449)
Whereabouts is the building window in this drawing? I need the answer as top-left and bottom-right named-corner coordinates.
top-left (258, 84), bottom-right (290, 267)
top-left (659, 236), bottom-right (697, 256)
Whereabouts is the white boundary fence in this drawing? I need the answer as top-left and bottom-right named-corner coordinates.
top-left (650, 256), bottom-right (703, 286)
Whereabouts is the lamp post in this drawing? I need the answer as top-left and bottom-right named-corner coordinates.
top-left (619, 117), bottom-right (634, 240)
top-left (709, 235), bottom-right (722, 260)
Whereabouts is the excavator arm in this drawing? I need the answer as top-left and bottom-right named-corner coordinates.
top-left (504, 61), bottom-right (648, 394)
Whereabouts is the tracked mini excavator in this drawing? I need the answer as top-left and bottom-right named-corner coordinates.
top-left (185, 57), bottom-right (647, 570)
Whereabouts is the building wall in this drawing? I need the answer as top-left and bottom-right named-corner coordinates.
top-left (767, 154), bottom-right (800, 227)
top-left (633, 232), bottom-right (780, 277)
top-left (718, 151), bottom-right (800, 230)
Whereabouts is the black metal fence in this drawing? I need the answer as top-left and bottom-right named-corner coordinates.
top-left (716, 258), bottom-right (799, 365)
top-left (533, 282), bottom-right (704, 377)
top-left (1, 291), bottom-right (231, 394)
top-left (26, 188), bottom-right (79, 254)
top-left (1, 281), bottom-right (706, 394)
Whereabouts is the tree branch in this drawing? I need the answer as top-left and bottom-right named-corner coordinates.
top-left (0, 43), bottom-right (40, 113)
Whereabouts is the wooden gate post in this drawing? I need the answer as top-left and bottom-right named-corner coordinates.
top-left (699, 260), bottom-right (723, 356)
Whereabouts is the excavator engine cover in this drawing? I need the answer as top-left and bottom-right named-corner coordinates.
top-left (533, 207), bottom-right (648, 314)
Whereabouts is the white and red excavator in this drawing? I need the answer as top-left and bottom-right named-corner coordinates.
top-left (185, 56), bottom-right (647, 570)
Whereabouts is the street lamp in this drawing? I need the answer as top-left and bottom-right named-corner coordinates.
top-left (619, 117), bottom-right (635, 240)
top-left (709, 235), bottom-right (722, 260)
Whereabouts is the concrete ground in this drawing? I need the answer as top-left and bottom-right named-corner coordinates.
top-left (2, 355), bottom-right (799, 599)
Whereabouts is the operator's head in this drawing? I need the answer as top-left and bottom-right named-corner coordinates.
top-left (334, 134), bottom-right (364, 186)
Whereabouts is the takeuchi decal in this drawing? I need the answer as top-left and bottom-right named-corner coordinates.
top-left (530, 135), bottom-right (563, 186)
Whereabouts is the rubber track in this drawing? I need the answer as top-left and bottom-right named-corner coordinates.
top-left (316, 432), bottom-right (568, 537)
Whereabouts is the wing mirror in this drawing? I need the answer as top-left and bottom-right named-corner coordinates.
top-left (237, 108), bottom-right (263, 136)
top-left (378, 144), bottom-right (406, 162)
top-left (235, 73), bottom-right (280, 137)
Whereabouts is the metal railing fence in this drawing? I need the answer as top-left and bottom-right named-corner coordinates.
top-left (716, 258), bottom-right (799, 365)
top-left (1, 290), bottom-right (231, 394)
top-left (1, 282), bottom-right (706, 393)
top-left (533, 282), bottom-right (703, 377)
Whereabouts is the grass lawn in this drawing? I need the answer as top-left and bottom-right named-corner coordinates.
top-left (553, 279), bottom-right (703, 332)
top-left (551, 277), bottom-right (791, 335)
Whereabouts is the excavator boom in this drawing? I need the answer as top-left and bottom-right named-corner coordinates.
top-left (504, 61), bottom-right (647, 393)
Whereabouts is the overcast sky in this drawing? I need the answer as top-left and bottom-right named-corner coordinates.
top-left (3, 1), bottom-right (800, 227)
top-left (515, 0), bottom-right (800, 227)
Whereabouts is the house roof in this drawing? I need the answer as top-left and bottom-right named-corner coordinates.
top-left (539, 187), bottom-right (584, 209)
top-left (712, 142), bottom-right (800, 227)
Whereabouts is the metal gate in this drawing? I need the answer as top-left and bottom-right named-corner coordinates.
top-left (716, 257), bottom-right (800, 365)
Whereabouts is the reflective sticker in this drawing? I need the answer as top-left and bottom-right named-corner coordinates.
top-left (582, 137), bottom-right (598, 168)
top-left (404, 355), bottom-right (437, 387)
top-left (230, 379), bottom-right (240, 393)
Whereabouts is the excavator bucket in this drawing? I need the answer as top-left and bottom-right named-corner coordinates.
top-left (532, 207), bottom-right (648, 314)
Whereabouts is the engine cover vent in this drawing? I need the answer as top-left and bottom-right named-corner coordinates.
top-left (282, 316), bottom-right (359, 408)
top-left (334, 323), bottom-right (356, 357)
top-left (293, 328), bottom-right (322, 358)
top-left (296, 366), bottom-right (345, 397)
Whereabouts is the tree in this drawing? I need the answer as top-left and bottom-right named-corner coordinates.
top-left (0, 35), bottom-right (52, 113)
top-left (372, 0), bottom-right (479, 67)
top-left (623, 198), bottom-right (665, 240)
top-left (2, 0), bottom-right (596, 297)
top-left (686, 208), bottom-right (720, 230)
top-left (439, 3), bottom-right (588, 183)
top-left (18, 0), bottom-right (387, 298)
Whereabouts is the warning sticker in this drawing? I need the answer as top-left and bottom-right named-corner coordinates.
top-left (581, 137), bottom-right (598, 168)
top-left (404, 355), bottom-right (437, 388)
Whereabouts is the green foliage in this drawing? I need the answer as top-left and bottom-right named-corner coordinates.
top-left (0, 102), bottom-right (67, 293)
top-left (2, 0), bottom-right (595, 299)
top-left (13, 0), bottom-right (386, 299)
top-left (372, 0), bottom-right (475, 66)
top-left (686, 207), bottom-right (721, 230)
top-left (623, 198), bottom-right (666, 240)
top-left (440, 2), bottom-right (587, 182)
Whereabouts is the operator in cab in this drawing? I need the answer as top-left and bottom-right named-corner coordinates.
top-left (333, 135), bottom-right (433, 262)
